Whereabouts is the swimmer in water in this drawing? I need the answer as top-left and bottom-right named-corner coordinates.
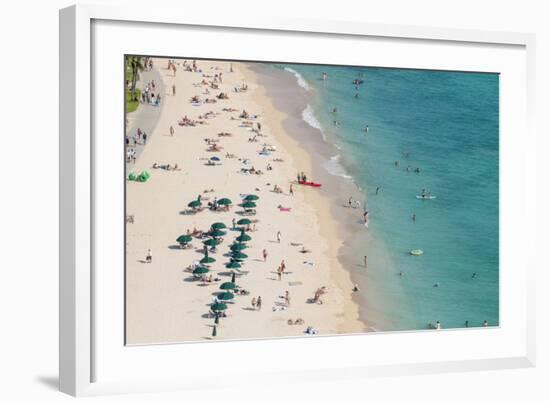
top-left (364, 125), bottom-right (369, 133)
top-left (354, 93), bottom-right (359, 99)
top-left (472, 272), bottom-right (477, 279)
top-left (332, 107), bottom-right (337, 113)
top-left (376, 186), bottom-right (380, 195)
top-left (412, 213), bottom-right (416, 222)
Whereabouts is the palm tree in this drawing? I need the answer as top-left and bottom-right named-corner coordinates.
top-left (126, 56), bottom-right (145, 102)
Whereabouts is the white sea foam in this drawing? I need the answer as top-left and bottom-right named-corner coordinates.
top-left (324, 154), bottom-right (353, 180)
top-left (284, 67), bottom-right (311, 91)
top-left (302, 104), bottom-right (322, 130)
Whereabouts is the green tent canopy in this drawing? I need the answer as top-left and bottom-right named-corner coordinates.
top-left (220, 282), bottom-right (236, 290)
top-left (211, 302), bottom-right (228, 312)
top-left (210, 229), bottom-right (227, 238)
top-left (203, 238), bottom-right (220, 247)
top-left (217, 292), bottom-right (235, 301)
top-left (226, 261), bottom-right (241, 269)
top-left (192, 266), bottom-right (209, 275)
top-left (176, 235), bottom-right (193, 244)
top-left (188, 200), bottom-right (201, 208)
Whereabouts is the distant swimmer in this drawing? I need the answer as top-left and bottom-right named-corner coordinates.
top-left (433, 282), bottom-right (440, 288)
top-left (483, 320), bottom-right (489, 327)
top-left (471, 272), bottom-right (477, 279)
top-left (364, 125), bottom-right (369, 133)
top-left (412, 213), bottom-right (416, 222)
top-left (398, 271), bottom-right (404, 277)
top-left (352, 283), bottom-right (360, 292)
top-left (322, 72), bottom-right (328, 81)
top-left (435, 321), bottom-right (441, 330)
top-left (363, 210), bottom-right (369, 223)
top-left (414, 167), bottom-right (421, 174)
top-left (394, 160), bottom-right (399, 167)
top-left (354, 93), bottom-right (359, 99)
top-left (375, 186), bottom-right (380, 195)
top-left (332, 107), bottom-right (338, 113)
top-left (465, 320), bottom-right (469, 327)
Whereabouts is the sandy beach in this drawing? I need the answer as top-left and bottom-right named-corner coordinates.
top-left (125, 58), bottom-right (366, 344)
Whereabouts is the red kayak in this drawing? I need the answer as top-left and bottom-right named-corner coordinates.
top-left (298, 181), bottom-right (322, 187)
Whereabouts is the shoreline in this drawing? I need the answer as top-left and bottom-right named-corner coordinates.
top-left (240, 64), bottom-right (367, 334)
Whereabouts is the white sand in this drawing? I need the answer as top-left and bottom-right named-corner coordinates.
top-left (125, 58), bottom-right (365, 344)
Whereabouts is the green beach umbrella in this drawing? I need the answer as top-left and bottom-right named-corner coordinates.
top-left (231, 252), bottom-right (248, 260)
top-left (237, 218), bottom-right (252, 226)
top-left (244, 194), bottom-right (259, 201)
top-left (211, 222), bottom-right (227, 230)
top-left (220, 282), bottom-right (236, 291)
top-left (211, 302), bottom-right (228, 312)
top-left (188, 200), bottom-right (201, 208)
top-left (193, 266), bottom-right (209, 275)
top-left (217, 292), bottom-right (235, 301)
top-left (226, 261), bottom-right (241, 269)
top-left (230, 243), bottom-right (247, 252)
top-left (236, 233), bottom-right (252, 242)
top-left (200, 249), bottom-right (216, 264)
top-left (176, 234), bottom-right (193, 244)
top-left (217, 198), bottom-right (232, 206)
top-left (201, 255), bottom-right (216, 264)
top-left (240, 201), bottom-right (257, 209)
top-left (203, 238), bottom-right (220, 247)
top-left (210, 229), bottom-right (227, 238)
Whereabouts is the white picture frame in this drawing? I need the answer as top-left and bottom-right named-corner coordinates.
top-left (59, 4), bottom-right (536, 397)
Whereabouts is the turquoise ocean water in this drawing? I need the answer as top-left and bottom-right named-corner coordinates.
top-left (277, 64), bottom-right (499, 331)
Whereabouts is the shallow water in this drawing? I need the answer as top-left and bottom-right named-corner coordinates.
top-left (273, 64), bottom-right (500, 331)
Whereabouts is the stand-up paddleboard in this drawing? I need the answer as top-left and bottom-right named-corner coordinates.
top-left (410, 249), bottom-right (424, 256)
top-left (298, 181), bottom-right (322, 188)
top-left (416, 195), bottom-right (436, 200)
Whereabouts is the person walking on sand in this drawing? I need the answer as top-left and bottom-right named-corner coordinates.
top-left (143, 132), bottom-right (147, 145)
top-left (277, 266), bottom-right (282, 281)
top-left (348, 197), bottom-right (353, 208)
top-left (277, 230), bottom-right (282, 243)
top-left (262, 249), bottom-right (268, 262)
top-left (256, 296), bottom-right (262, 311)
top-left (284, 291), bottom-right (291, 306)
top-left (146, 249), bottom-right (152, 263)
top-left (251, 297), bottom-right (257, 310)
top-left (289, 184), bottom-right (294, 196)
top-left (364, 255), bottom-right (367, 268)
top-left (232, 218), bottom-right (236, 230)
top-left (170, 125), bottom-right (174, 136)
top-left (172, 84), bottom-right (176, 96)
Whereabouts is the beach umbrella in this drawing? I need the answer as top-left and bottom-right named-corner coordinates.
top-left (211, 222), bottom-right (227, 230)
top-left (237, 218), bottom-right (252, 226)
top-left (210, 156), bottom-right (221, 161)
top-left (188, 200), bottom-right (201, 208)
top-left (217, 198), bottom-right (232, 206)
top-left (211, 302), bottom-right (227, 312)
top-left (226, 261), bottom-right (241, 269)
top-left (240, 201), bottom-right (256, 209)
top-left (244, 194), bottom-right (259, 201)
top-left (200, 249), bottom-right (216, 264)
top-left (231, 252), bottom-right (248, 260)
top-left (193, 266), bottom-right (209, 275)
top-left (230, 243), bottom-right (247, 252)
top-left (236, 233), bottom-right (252, 242)
top-left (176, 234), bottom-right (193, 244)
top-left (210, 229), bottom-right (227, 238)
top-left (217, 292), bottom-right (235, 302)
top-left (220, 282), bottom-right (236, 291)
top-left (203, 238), bottom-right (220, 247)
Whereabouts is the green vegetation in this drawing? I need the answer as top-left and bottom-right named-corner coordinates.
top-left (126, 87), bottom-right (141, 113)
top-left (125, 56), bottom-right (145, 113)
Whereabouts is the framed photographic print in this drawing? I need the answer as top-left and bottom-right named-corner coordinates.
top-left (59, 4), bottom-right (536, 396)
